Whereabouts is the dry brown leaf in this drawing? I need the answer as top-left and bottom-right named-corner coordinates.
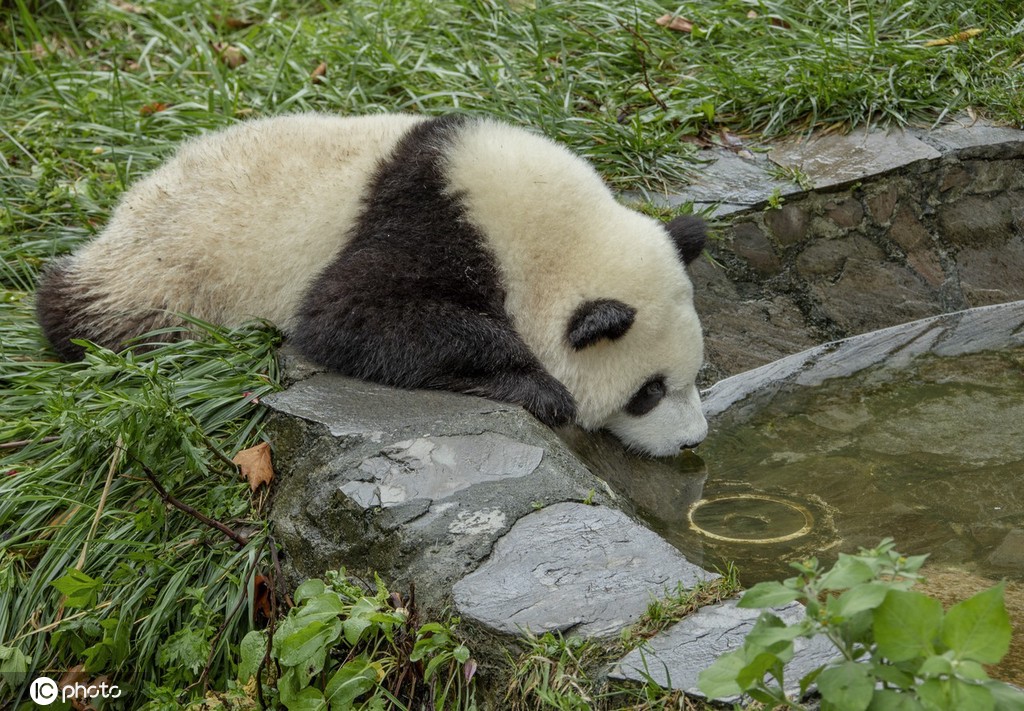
top-left (311, 61), bottom-right (328, 83)
top-left (656, 14), bottom-right (693, 33)
top-left (233, 442), bottom-right (274, 491)
top-left (923, 28), bottom-right (983, 47)
top-left (213, 42), bottom-right (247, 69)
top-left (253, 573), bottom-right (274, 620)
top-left (139, 102), bottom-right (171, 116)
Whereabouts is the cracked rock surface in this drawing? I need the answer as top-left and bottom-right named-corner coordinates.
top-left (453, 502), bottom-right (716, 637)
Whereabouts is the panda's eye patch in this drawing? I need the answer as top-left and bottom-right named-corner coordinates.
top-left (625, 376), bottom-right (667, 417)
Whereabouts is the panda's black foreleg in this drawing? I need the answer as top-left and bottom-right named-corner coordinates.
top-left (293, 299), bottom-right (576, 427)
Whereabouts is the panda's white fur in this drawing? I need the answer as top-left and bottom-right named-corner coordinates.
top-left (36, 113), bottom-right (708, 456)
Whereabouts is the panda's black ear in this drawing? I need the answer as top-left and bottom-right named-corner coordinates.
top-left (567, 299), bottom-right (636, 351)
top-left (665, 214), bottom-right (707, 265)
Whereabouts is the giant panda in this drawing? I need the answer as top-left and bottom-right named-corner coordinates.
top-left (35, 113), bottom-right (708, 456)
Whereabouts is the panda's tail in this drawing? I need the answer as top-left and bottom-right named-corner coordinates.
top-left (35, 257), bottom-right (96, 361)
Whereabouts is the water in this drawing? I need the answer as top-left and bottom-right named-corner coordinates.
top-left (669, 349), bottom-right (1024, 583)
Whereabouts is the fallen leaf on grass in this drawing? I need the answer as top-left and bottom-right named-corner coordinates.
top-left (253, 574), bottom-right (274, 620)
top-left (233, 442), bottom-right (274, 491)
top-left (924, 28), bottom-right (983, 47)
top-left (139, 102), bottom-right (171, 116)
top-left (311, 61), bottom-right (328, 83)
top-left (656, 14), bottom-right (693, 33)
top-left (212, 42), bottom-right (247, 69)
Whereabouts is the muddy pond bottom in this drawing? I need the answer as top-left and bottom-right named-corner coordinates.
top-left (656, 350), bottom-right (1024, 584)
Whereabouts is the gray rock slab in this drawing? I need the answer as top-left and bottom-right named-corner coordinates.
top-left (701, 300), bottom-right (1024, 420)
top-left (264, 372), bottom-right (617, 619)
top-left (610, 597), bottom-right (839, 702)
top-left (264, 373), bottom-right (519, 440)
top-left (635, 150), bottom-right (802, 216)
top-left (769, 128), bottom-right (941, 190)
top-left (914, 116), bottom-right (1024, 158)
top-left (452, 502), bottom-right (717, 638)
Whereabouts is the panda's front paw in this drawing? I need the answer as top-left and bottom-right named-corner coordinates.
top-left (522, 374), bottom-right (576, 428)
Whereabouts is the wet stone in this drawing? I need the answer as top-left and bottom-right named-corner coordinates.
top-left (938, 194), bottom-right (1015, 246)
top-left (610, 597), bottom-right (839, 702)
top-left (916, 118), bottom-right (1024, 160)
top-left (764, 203), bottom-right (810, 246)
top-left (958, 236), bottom-right (1024, 307)
top-left (730, 222), bottom-right (780, 275)
top-left (866, 183), bottom-right (898, 224)
top-left (769, 128), bottom-right (941, 190)
top-left (811, 260), bottom-right (938, 334)
top-left (826, 198), bottom-right (864, 229)
top-left (661, 150), bottom-right (802, 214)
top-left (452, 503), bottom-right (717, 638)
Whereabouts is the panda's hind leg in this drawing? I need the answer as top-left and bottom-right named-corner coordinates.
top-left (293, 297), bottom-right (576, 427)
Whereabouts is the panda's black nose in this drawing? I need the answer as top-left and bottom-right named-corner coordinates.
top-left (682, 441), bottom-right (700, 451)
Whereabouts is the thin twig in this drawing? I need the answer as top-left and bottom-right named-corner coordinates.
top-left (617, 19), bottom-right (669, 112)
top-left (76, 435), bottom-right (122, 570)
top-left (140, 463), bottom-right (250, 547)
top-left (0, 435), bottom-right (60, 450)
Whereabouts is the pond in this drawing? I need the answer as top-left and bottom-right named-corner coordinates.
top-left (566, 301), bottom-right (1024, 586)
top-left (672, 348), bottom-right (1024, 584)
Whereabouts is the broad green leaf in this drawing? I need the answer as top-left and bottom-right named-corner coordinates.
top-left (51, 569), bottom-right (103, 608)
top-left (868, 688), bottom-right (926, 710)
top-left (988, 680), bottom-right (1024, 711)
top-left (296, 592), bottom-right (348, 625)
top-left (736, 650), bottom-right (784, 690)
top-left (829, 582), bottom-right (891, 618)
top-left (869, 661), bottom-right (914, 689)
top-left (325, 656), bottom-right (378, 709)
top-left (817, 661), bottom-right (873, 711)
top-left (0, 645), bottom-right (30, 687)
top-left (238, 630), bottom-right (268, 683)
top-left (293, 579), bottom-right (327, 605)
top-left (818, 556), bottom-right (877, 591)
top-left (955, 659), bottom-right (991, 681)
top-left (697, 649), bottom-right (747, 698)
top-left (918, 654), bottom-right (953, 677)
top-left (283, 686), bottom-right (327, 711)
top-left (738, 582), bottom-right (801, 608)
top-left (948, 677), bottom-right (995, 711)
top-left (343, 616), bottom-right (373, 646)
top-left (874, 590), bottom-right (942, 662)
top-left (453, 644), bottom-right (470, 664)
top-left (278, 618), bottom-right (342, 669)
top-left (942, 583), bottom-right (1011, 664)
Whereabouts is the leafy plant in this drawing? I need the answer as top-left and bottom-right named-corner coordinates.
top-left (240, 572), bottom-right (476, 711)
top-left (698, 538), bottom-right (1024, 710)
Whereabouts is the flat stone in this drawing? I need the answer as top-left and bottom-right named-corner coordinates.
top-left (701, 301), bottom-right (1024, 419)
top-left (958, 237), bottom-right (1024, 307)
top-left (610, 597), bottom-right (839, 702)
top-left (452, 503), bottom-right (717, 638)
top-left (938, 194), bottom-right (1015, 246)
top-left (264, 373), bottom-right (518, 439)
top-left (769, 128), bottom-right (941, 190)
top-left (914, 117), bottom-right (1024, 159)
top-left (730, 222), bottom-right (781, 275)
top-left (989, 529), bottom-right (1024, 570)
top-left (763, 203), bottom-right (810, 246)
top-left (656, 150), bottom-right (802, 214)
top-left (340, 434), bottom-right (543, 508)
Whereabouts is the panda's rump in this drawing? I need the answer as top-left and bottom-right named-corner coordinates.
top-left (36, 113), bottom-right (425, 355)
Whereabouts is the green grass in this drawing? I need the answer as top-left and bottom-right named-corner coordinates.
top-left (2, 0), bottom-right (1023, 707)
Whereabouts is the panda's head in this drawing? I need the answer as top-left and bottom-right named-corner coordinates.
top-left (440, 119), bottom-right (707, 457)
top-left (556, 213), bottom-right (708, 458)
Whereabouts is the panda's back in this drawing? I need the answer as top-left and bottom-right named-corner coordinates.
top-left (60, 113), bottom-right (425, 337)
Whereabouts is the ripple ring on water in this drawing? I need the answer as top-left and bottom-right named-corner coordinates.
top-left (687, 494), bottom-right (815, 544)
